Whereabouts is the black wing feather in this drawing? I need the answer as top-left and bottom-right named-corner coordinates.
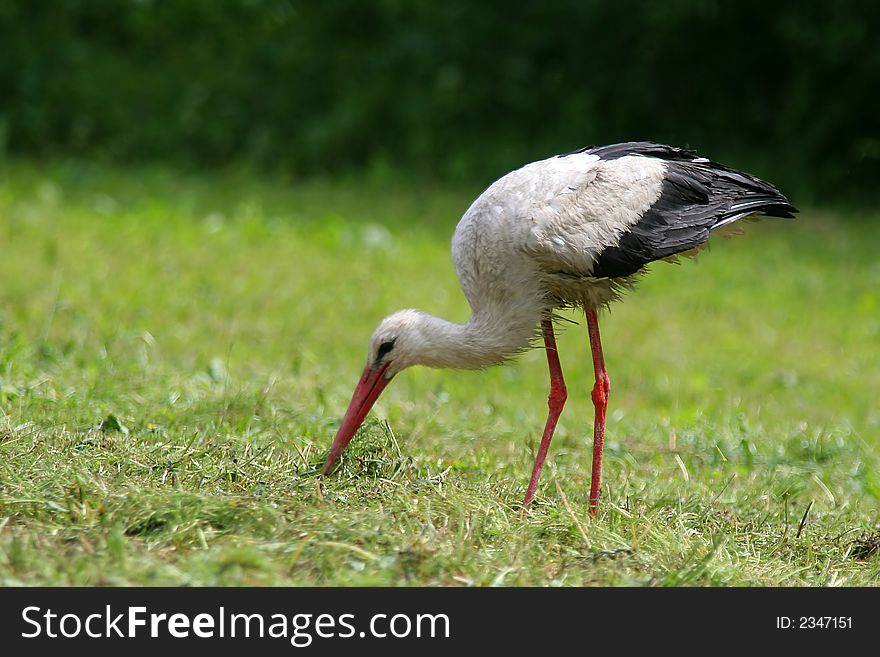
top-left (562, 141), bottom-right (700, 162)
top-left (578, 142), bottom-right (798, 279)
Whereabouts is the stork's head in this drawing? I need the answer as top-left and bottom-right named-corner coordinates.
top-left (322, 309), bottom-right (428, 475)
top-left (366, 308), bottom-right (434, 377)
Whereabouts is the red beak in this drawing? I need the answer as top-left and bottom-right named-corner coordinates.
top-left (322, 363), bottom-right (392, 474)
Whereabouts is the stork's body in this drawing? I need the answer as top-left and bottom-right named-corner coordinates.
top-left (323, 142), bottom-right (796, 514)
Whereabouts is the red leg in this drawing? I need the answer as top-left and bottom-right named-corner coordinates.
top-left (522, 319), bottom-right (567, 508)
top-left (586, 307), bottom-right (610, 516)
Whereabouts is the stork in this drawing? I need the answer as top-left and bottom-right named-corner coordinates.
top-left (322, 142), bottom-right (796, 515)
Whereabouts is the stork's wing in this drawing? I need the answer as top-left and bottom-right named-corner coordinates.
top-left (526, 142), bottom-right (797, 280)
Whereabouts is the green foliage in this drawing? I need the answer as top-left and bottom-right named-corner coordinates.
top-left (0, 162), bottom-right (878, 585)
top-left (0, 1), bottom-right (878, 201)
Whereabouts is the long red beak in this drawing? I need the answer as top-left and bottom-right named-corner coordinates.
top-left (322, 363), bottom-right (392, 474)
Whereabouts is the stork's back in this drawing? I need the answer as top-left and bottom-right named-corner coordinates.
top-left (578, 142), bottom-right (797, 278)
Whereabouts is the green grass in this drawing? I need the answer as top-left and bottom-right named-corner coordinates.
top-left (1, 160), bottom-right (878, 586)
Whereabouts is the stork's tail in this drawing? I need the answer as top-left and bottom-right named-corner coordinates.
top-left (697, 163), bottom-right (798, 230)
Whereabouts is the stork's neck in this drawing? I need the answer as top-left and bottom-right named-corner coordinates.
top-left (411, 304), bottom-right (542, 370)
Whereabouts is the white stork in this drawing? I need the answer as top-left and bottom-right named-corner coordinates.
top-left (322, 142), bottom-right (796, 515)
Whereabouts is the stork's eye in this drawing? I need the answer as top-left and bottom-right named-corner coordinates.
top-left (377, 339), bottom-right (396, 360)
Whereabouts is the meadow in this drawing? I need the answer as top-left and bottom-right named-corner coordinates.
top-left (0, 161), bottom-right (878, 585)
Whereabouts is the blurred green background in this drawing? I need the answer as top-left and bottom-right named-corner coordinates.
top-left (1, 0), bottom-right (878, 203)
top-left (2, 1), bottom-right (879, 585)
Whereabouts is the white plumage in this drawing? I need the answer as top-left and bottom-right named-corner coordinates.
top-left (322, 142), bottom-right (796, 514)
top-left (456, 151), bottom-right (667, 312)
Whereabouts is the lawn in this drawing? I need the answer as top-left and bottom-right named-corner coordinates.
top-left (0, 160), bottom-right (878, 586)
